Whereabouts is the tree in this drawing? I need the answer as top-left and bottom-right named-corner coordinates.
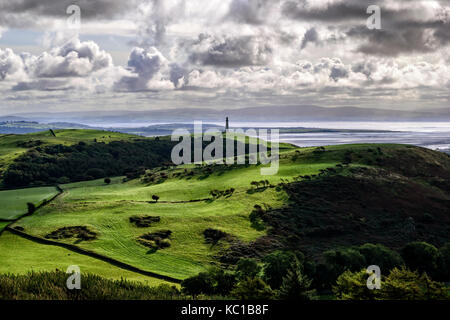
top-left (104, 177), bottom-right (111, 184)
top-left (358, 243), bottom-right (404, 272)
top-left (26, 202), bottom-right (36, 215)
top-left (278, 258), bottom-right (316, 300)
top-left (380, 268), bottom-right (448, 300)
top-left (262, 251), bottom-right (298, 289)
top-left (333, 270), bottom-right (378, 300)
top-left (333, 267), bottom-right (449, 300)
top-left (152, 195), bottom-right (160, 203)
top-left (231, 277), bottom-right (274, 300)
top-left (323, 248), bottom-right (366, 285)
top-left (438, 243), bottom-right (450, 281)
top-left (181, 272), bottom-right (214, 298)
top-left (401, 242), bottom-right (440, 277)
top-left (236, 258), bottom-right (261, 280)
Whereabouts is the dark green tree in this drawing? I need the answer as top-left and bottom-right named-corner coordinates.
top-left (262, 251), bottom-right (298, 289)
top-left (236, 258), bottom-right (261, 280)
top-left (401, 242), bottom-right (440, 277)
top-left (278, 258), bottom-right (316, 300)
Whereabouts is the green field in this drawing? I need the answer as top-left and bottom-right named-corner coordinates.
top-left (0, 231), bottom-right (171, 286)
top-left (0, 186), bottom-right (59, 220)
top-left (7, 144), bottom-right (343, 280)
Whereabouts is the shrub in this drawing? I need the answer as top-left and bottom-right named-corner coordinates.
top-left (26, 202), bottom-right (36, 215)
top-left (203, 228), bottom-right (230, 244)
top-left (104, 177), bottom-right (111, 184)
top-left (358, 243), bottom-right (404, 272)
top-left (181, 272), bottom-right (213, 297)
top-left (231, 277), bottom-right (274, 300)
top-left (333, 267), bottom-right (449, 300)
top-left (0, 271), bottom-right (181, 300)
top-left (262, 251), bottom-right (298, 289)
top-left (236, 258), bottom-right (261, 280)
top-left (401, 242), bottom-right (440, 277)
top-left (323, 248), bottom-right (366, 285)
top-left (152, 195), bottom-right (160, 202)
top-left (438, 243), bottom-right (450, 281)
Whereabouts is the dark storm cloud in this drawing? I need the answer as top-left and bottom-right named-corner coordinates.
top-left (282, 0), bottom-right (450, 56)
top-left (301, 27), bottom-right (319, 49)
top-left (189, 34), bottom-right (273, 68)
top-left (0, 0), bottom-right (138, 28)
top-left (226, 0), bottom-right (276, 25)
top-left (282, 0), bottom-right (377, 23)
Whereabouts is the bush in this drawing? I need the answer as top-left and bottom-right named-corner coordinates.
top-left (231, 277), bottom-right (274, 300)
top-left (262, 251), bottom-right (298, 289)
top-left (181, 268), bottom-right (236, 297)
top-left (358, 243), bottom-right (404, 272)
top-left (26, 202), bottom-right (36, 215)
top-left (401, 242), bottom-right (440, 277)
top-left (104, 177), bottom-right (111, 184)
top-left (236, 258), bottom-right (261, 280)
top-left (0, 271), bottom-right (181, 300)
top-left (323, 248), bottom-right (366, 285)
top-left (181, 273), bottom-right (214, 297)
top-left (438, 243), bottom-right (450, 281)
top-left (152, 195), bottom-right (160, 202)
top-left (333, 267), bottom-right (449, 300)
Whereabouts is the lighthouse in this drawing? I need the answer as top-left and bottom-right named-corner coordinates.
top-left (225, 117), bottom-right (229, 131)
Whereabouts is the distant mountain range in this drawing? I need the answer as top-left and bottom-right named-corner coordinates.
top-left (2, 105), bottom-right (450, 125)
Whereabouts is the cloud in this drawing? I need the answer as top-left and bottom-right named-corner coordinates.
top-left (32, 38), bottom-right (113, 78)
top-left (0, 48), bottom-right (28, 81)
top-left (301, 27), bottom-right (320, 49)
top-left (282, 0), bottom-right (450, 56)
top-left (226, 0), bottom-right (277, 25)
top-left (115, 47), bottom-right (174, 91)
top-left (189, 34), bottom-right (273, 68)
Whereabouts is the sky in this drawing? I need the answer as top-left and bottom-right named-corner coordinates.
top-left (0, 0), bottom-right (449, 115)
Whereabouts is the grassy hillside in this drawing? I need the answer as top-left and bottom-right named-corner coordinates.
top-left (0, 130), bottom-right (140, 182)
top-left (0, 231), bottom-right (171, 286)
top-left (0, 129), bottom-right (449, 289)
top-left (5, 142), bottom-right (448, 281)
top-left (0, 186), bottom-right (59, 220)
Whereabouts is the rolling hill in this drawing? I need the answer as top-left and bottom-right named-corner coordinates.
top-left (0, 129), bottom-right (448, 287)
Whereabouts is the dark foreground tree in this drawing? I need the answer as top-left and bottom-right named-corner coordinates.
top-left (278, 258), bottom-right (316, 300)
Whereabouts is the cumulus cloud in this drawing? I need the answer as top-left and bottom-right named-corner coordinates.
top-left (1, 0), bottom-right (450, 111)
top-left (115, 47), bottom-right (174, 91)
top-left (32, 39), bottom-right (113, 78)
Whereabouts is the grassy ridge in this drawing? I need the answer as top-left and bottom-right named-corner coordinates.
top-left (0, 130), bottom-right (139, 181)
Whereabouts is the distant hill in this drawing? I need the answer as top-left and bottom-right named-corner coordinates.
top-left (5, 105), bottom-right (450, 124)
